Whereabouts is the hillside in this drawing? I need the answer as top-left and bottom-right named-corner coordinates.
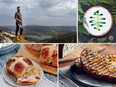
top-left (0, 29), bottom-right (13, 43)
top-left (41, 32), bottom-right (77, 43)
top-left (0, 25), bottom-right (76, 43)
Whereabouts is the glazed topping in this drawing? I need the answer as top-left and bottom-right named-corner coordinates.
top-left (111, 62), bottom-right (116, 69)
top-left (42, 48), bottom-right (49, 57)
top-left (18, 76), bottom-right (36, 81)
top-left (81, 48), bottom-right (116, 75)
top-left (14, 62), bottom-right (24, 72)
top-left (108, 62), bottom-right (116, 72)
top-left (23, 58), bottom-right (33, 65)
top-left (18, 68), bottom-right (40, 81)
top-left (6, 59), bottom-right (15, 67)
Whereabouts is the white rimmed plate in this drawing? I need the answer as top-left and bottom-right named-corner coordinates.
top-left (0, 44), bottom-right (19, 55)
top-left (83, 6), bottom-right (113, 36)
top-left (2, 61), bottom-right (43, 87)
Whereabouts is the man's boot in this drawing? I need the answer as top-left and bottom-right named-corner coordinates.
top-left (19, 35), bottom-right (25, 40)
top-left (16, 36), bottom-right (20, 41)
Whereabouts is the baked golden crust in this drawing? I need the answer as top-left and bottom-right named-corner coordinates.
top-left (17, 68), bottom-right (40, 85)
top-left (6, 56), bottom-right (41, 85)
top-left (80, 48), bottom-right (116, 83)
top-left (39, 44), bottom-right (58, 67)
top-left (26, 44), bottom-right (42, 51)
top-left (6, 56), bottom-right (33, 78)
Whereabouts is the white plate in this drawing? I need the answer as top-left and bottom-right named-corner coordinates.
top-left (2, 61), bottom-right (43, 87)
top-left (83, 6), bottom-right (112, 36)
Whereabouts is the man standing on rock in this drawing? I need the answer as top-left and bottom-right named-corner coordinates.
top-left (15, 6), bottom-right (24, 41)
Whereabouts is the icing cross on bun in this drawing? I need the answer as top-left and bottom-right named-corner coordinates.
top-left (6, 56), bottom-right (41, 85)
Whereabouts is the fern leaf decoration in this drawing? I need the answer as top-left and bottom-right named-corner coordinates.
top-left (100, 0), bottom-right (116, 6)
top-left (79, 0), bottom-right (116, 23)
top-left (112, 4), bottom-right (116, 23)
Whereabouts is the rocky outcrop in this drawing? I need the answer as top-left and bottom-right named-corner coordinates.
top-left (0, 29), bottom-right (13, 43)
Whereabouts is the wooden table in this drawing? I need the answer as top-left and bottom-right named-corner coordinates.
top-left (60, 44), bottom-right (116, 67)
top-left (59, 44), bottom-right (116, 87)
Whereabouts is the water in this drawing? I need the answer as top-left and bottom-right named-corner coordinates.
top-left (26, 35), bottom-right (52, 40)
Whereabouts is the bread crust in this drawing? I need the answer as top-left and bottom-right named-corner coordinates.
top-left (6, 56), bottom-right (41, 85)
top-left (80, 48), bottom-right (116, 83)
top-left (39, 44), bottom-right (58, 67)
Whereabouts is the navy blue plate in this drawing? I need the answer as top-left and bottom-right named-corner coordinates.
top-left (70, 64), bottom-right (115, 87)
top-left (0, 44), bottom-right (19, 55)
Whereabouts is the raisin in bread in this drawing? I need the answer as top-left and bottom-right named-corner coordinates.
top-left (39, 44), bottom-right (58, 67)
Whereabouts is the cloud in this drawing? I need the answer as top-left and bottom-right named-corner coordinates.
top-left (0, 0), bottom-right (76, 26)
top-left (39, 0), bottom-right (76, 16)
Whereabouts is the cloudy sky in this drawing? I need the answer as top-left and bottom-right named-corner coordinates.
top-left (0, 0), bottom-right (76, 26)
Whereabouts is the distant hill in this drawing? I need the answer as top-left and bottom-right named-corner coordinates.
top-left (24, 25), bottom-right (76, 32)
top-left (40, 32), bottom-right (77, 43)
top-left (0, 25), bottom-right (76, 33)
